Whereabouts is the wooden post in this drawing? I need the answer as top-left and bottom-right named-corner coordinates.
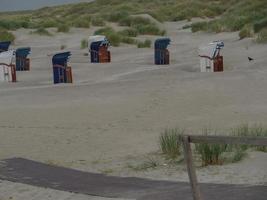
top-left (182, 136), bottom-right (202, 200)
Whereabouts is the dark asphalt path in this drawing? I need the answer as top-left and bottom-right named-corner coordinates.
top-left (0, 158), bottom-right (266, 200)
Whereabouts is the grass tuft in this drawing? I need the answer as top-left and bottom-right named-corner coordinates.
top-left (137, 39), bottom-right (151, 48)
top-left (159, 128), bottom-right (184, 159)
top-left (31, 27), bottom-right (52, 36)
top-left (80, 38), bottom-right (88, 49)
top-left (256, 28), bottom-right (267, 43)
top-left (57, 24), bottom-right (70, 33)
top-left (0, 29), bottom-right (15, 42)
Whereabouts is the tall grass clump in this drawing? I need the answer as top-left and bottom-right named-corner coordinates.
top-left (231, 124), bottom-right (267, 152)
top-left (195, 128), bottom-right (228, 166)
top-left (121, 37), bottom-right (136, 45)
top-left (31, 27), bottom-right (52, 36)
top-left (0, 30), bottom-right (15, 42)
top-left (239, 24), bottom-right (253, 39)
top-left (94, 27), bottom-right (121, 46)
top-left (80, 39), bottom-right (88, 49)
top-left (57, 24), bottom-right (70, 33)
top-left (91, 17), bottom-right (105, 26)
top-left (159, 128), bottom-right (184, 159)
top-left (137, 39), bottom-right (151, 48)
top-left (118, 28), bottom-right (138, 37)
top-left (256, 28), bottom-right (267, 44)
top-left (254, 17), bottom-right (267, 33)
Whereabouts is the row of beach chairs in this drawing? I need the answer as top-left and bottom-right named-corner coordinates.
top-left (0, 36), bottom-right (224, 84)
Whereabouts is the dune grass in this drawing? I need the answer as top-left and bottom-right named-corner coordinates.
top-left (31, 27), bottom-right (52, 36)
top-left (57, 24), bottom-right (70, 33)
top-left (190, 0), bottom-right (267, 39)
top-left (0, 29), bottom-right (15, 42)
top-left (160, 124), bottom-right (267, 167)
top-left (80, 39), bottom-right (88, 49)
top-left (256, 28), bottom-right (267, 43)
top-left (159, 128), bottom-right (184, 159)
top-left (137, 39), bottom-right (152, 48)
top-left (0, 0), bottom-right (252, 32)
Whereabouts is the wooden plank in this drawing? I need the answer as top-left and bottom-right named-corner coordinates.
top-left (182, 136), bottom-right (202, 200)
top-left (188, 135), bottom-right (267, 146)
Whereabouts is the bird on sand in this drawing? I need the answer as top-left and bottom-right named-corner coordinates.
top-left (248, 57), bottom-right (254, 62)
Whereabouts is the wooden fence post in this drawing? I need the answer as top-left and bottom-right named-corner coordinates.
top-left (182, 136), bottom-right (202, 200)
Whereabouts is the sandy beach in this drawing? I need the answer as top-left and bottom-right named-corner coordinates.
top-left (0, 20), bottom-right (267, 198)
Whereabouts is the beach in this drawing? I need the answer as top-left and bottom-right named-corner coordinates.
top-left (0, 20), bottom-right (267, 198)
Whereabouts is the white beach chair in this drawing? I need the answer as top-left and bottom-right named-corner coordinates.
top-left (0, 50), bottom-right (16, 82)
top-left (199, 41), bottom-right (224, 72)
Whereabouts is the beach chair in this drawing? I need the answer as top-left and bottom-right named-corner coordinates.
top-left (0, 50), bottom-right (16, 82)
top-left (89, 35), bottom-right (110, 63)
top-left (0, 41), bottom-right (11, 53)
top-left (154, 38), bottom-right (171, 65)
top-left (16, 47), bottom-right (31, 71)
top-left (52, 52), bottom-right (72, 84)
top-left (199, 41), bottom-right (224, 72)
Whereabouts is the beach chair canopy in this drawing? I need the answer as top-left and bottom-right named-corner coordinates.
top-left (0, 50), bottom-right (15, 65)
top-left (89, 35), bottom-right (109, 49)
top-left (199, 41), bottom-right (224, 60)
top-left (16, 47), bottom-right (31, 58)
top-left (0, 41), bottom-right (11, 52)
top-left (52, 52), bottom-right (71, 67)
top-left (154, 38), bottom-right (171, 50)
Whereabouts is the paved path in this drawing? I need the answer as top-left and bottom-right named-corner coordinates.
top-left (0, 158), bottom-right (266, 200)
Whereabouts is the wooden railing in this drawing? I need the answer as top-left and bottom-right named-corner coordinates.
top-left (182, 135), bottom-right (267, 200)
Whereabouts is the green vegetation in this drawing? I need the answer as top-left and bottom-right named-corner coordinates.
top-left (190, 0), bottom-right (267, 39)
top-left (159, 128), bottom-right (184, 159)
top-left (159, 124), bottom-right (267, 167)
top-left (239, 24), bottom-right (253, 39)
top-left (31, 27), bottom-right (52, 36)
top-left (94, 26), bottom-right (148, 47)
top-left (127, 157), bottom-right (159, 171)
top-left (91, 17), bottom-right (105, 26)
top-left (118, 28), bottom-right (138, 37)
top-left (257, 28), bottom-right (267, 43)
top-left (80, 39), bottom-right (88, 49)
top-left (57, 24), bottom-right (70, 32)
top-left (137, 39), bottom-right (151, 48)
top-left (0, 29), bottom-right (15, 42)
top-left (1, 0), bottom-right (266, 41)
top-left (60, 44), bottom-right (67, 50)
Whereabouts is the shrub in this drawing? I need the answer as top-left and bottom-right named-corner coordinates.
top-left (91, 17), bottom-right (105, 26)
top-left (40, 18), bottom-right (58, 28)
top-left (137, 39), bottom-right (151, 48)
top-left (94, 27), bottom-right (122, 46)
top-left (257, 28), bottom-right (267, 44)
top-left (239, 25), bottom-right (253, 39)
top-left (159, 128), bottom-right (184, 159)
top-left (80, 39), bottom-right (88, 49)
top-left (191, 21), bottom-right (208, 32)
top-left (57, 24), bottom-right (70, 33)
top-left (0, 30), bottom-right (15, 42)
top-left (118, 28), bottom-right (138, 37)
top-left (31, 27), bottom-right (52, 36)
top-left (106, 11), bottom-right (129, 22)
top-left (60, 45), bottom-right (66, 50)
top-left (72, 17), bottom-right (91, 28)
top-left (254, 17), bottom-right (267, 33)
top-left (121, 37), bottom-right (136, 45)
top-left (135, 24), bottom-right (162, 35)
top-left (94, 26), bottom-right (114, 36)
top-left (106, 33), bottom-right (121, 47)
